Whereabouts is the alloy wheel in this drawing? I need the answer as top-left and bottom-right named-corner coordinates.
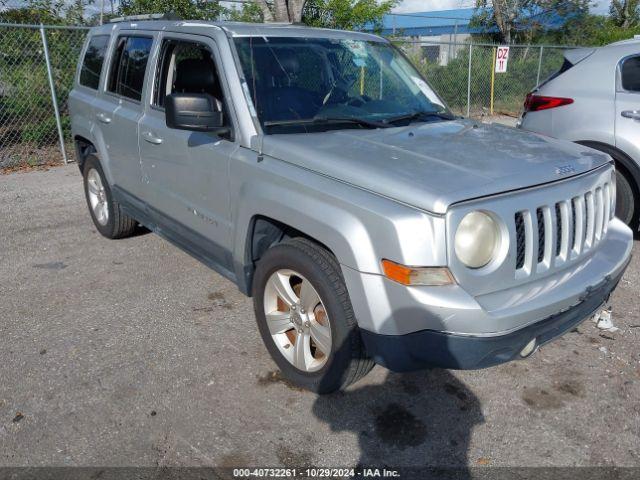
top-left (263, 269), bottom-right (332, 372)
top-left (86, 168), bottom-right (109, 226)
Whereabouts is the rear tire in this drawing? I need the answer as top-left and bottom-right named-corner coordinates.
top-left (82, 154), bottom-right (137, 239)
top-left (252, 238), bottom-right (374, 394)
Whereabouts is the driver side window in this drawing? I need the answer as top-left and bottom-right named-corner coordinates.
top-left (153, 39), bottom-right (227, 121)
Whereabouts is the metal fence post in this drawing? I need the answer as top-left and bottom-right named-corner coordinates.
top-left (466, 43), bottom-right (472, 117)
top-left (536, 45), bottom-right (544, 87)
top-left (490, 46), bottom-right (496, 115)
top-left (453, 20), bottom-right (458, 46)
top-left (40, 24), bottom-right (68, 165)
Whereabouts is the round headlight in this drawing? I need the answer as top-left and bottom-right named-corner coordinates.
top-left (454, 211), bottom-right (501, 268)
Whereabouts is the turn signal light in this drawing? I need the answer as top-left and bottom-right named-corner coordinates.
top-left (524, 93), bottom-right (573, 112)
top-left (381, 259), bottom-right (454, 286)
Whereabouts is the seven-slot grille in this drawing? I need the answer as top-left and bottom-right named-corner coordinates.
top-left (514, 179), bottom-right (613, 277)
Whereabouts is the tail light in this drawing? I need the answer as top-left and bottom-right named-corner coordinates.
top-left (524, 93), bottom-right (573, 112)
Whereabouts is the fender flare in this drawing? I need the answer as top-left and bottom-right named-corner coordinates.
top-left (231, 187), bottom-right (380, 296)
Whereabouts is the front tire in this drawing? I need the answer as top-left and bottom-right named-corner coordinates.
top-left (253, 238), bottom-right (374, 393)
top-left (82, 154), bottom-right (137, 239)
top-left (615, 167), bottom-right (638, 232)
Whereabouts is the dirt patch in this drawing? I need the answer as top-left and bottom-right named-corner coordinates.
top-left (207, 291), bottom-right (234, 310)
top-left (256, 370), bottom-right (306, 392)
top-left (0, 143), bottom-right (71, 172)
top-left (275, 445), bottom-right (314, 467)
top-left (208, 291), bottom-right (226, 301)
top-left (33, 261), bottom-right (67, 270)
top-left (400, 378), bottom-right (421, 396)
top-left (219, 452), bottom-right (255, 468)
top-left (554, 379), bottom-right (585, 398)
top-left (521, 387), bottom-right (564, 410)
top-left (1, 160), bottom-right (63, 175)
top-left (374, 403), bottom-right (427, 449)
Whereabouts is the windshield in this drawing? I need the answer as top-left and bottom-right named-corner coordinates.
top-left (233, 36), bottom-right (451, 134)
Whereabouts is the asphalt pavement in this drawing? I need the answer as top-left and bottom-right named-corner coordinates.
top-left (1, 165), bottom-right (639, 469)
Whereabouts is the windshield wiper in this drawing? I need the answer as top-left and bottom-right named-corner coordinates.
top-left (264, 115), bottom-right (391, 129)
top-left (383, 110), bottom-right (456, 125)
top-left (314, 115), bottom-right (392, 129)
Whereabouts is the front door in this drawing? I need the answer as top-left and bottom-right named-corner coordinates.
top-left (138, 33), bottom-right (236, 274)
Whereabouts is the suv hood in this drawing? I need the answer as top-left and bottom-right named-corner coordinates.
top-left (260, 119), bottom-right (611, 214)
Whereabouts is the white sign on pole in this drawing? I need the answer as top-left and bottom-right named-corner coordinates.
top-left (495, 46), bottom-right (510, 73)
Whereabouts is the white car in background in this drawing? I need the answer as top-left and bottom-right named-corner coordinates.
top-left (519, 37), bottom-right (640, 233)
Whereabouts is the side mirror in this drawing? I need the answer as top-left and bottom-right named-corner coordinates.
top-left (165, 93), bottom-right (228, 134)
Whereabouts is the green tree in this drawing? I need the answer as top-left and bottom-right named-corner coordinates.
top-left (226, 0), bottom-right (395, 28)
top-left (302, 0), bottom-right (396, 30)
top-left (0, 11), bottom-right (87, 163)
top-left (473, 0), bottom-right (535, 44)
top-left (609, 0), bottom-right (640, 27)
top-left (226, 2), bottom-right (263, 22)
top-left (537, 13), bottom-right (640, 45)
top-left (118, 0), bottom-right (224, 20)
top-left (472, 0), bottom-right (589, 44)
top-left (0, 0), bottom-right (94, 24)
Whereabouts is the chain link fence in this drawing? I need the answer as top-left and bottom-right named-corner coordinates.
top-left (0, 21), bottom-right (576, 169)
top-left (0, 24), bottom-right (88, 169)
top-left (398, 40), bottom-right (570, 119)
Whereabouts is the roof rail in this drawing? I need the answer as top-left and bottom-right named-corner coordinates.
top-left (109, 13), bottom-right (181, 23)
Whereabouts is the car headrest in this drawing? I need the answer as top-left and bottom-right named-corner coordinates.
top-left (174, 57), bottom-right (217, 94)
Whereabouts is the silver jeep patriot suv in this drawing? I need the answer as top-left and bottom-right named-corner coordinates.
top-left (69, 18), bottom-right (633, 393)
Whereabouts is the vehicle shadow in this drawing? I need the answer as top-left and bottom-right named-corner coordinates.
top-left (312, 314), bottom-right (484, 476)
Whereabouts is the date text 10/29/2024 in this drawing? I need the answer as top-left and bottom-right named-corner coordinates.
top-left (233, 468), bottom-right (401, 478)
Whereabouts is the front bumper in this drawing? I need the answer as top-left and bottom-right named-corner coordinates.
top-left (360, 260), bottom-right (627, 371)
top-left (341, 217), bottom-right (633, 371)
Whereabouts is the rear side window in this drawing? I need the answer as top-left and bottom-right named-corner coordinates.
top-left (538, 58), bottom-right (573, 88)
top-left (79, 35), bottom-right (110, 89)
top-left (621, 56), bottom-right (640, 92)
top-left (107, 35), bottom-right (153, 101)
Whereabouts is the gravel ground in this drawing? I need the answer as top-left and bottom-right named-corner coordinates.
top-left (1, 165), bottom-right (639, 470)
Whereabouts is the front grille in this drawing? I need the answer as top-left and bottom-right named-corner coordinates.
top-left (536, 208), bottom-right (545, 263)
top-left (515, 212), bottom-right (525, 269)
top-left (584, 192), bottom-right (592, 245)
top-left (514, 177), bottom-right (611, 277)
top-left (555, 203), bottom-right (562, 256)
top-left (571, 200), bottom-right (577, 251)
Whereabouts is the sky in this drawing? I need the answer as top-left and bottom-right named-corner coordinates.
top-left (392, 0), bottom-right (612, 15)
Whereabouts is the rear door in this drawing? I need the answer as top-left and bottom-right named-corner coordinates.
top-left (615, 54), bottom-right (640, 162)
top-left (95, 32), bottom-right (155, 197)
top-left (69, 33), bottom-right (111, 148)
